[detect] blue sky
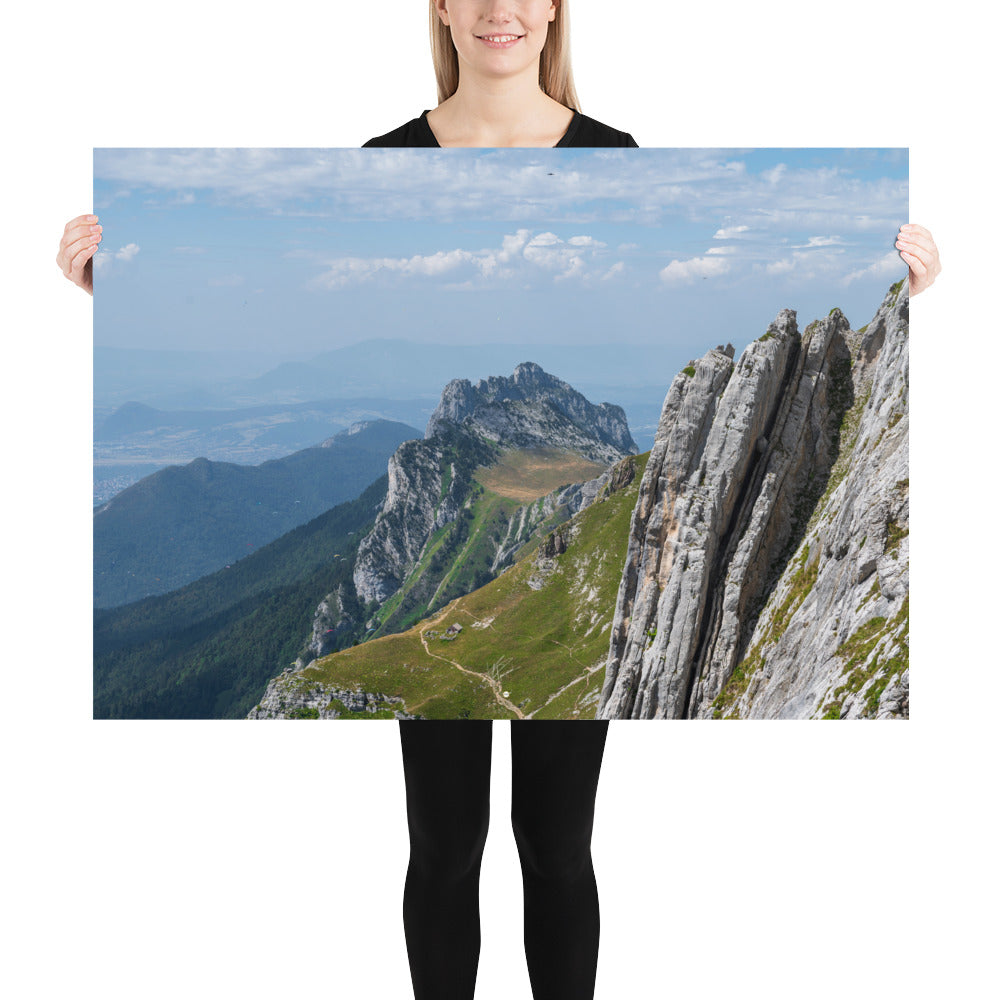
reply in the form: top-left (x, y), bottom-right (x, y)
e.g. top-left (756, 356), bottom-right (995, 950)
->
top-left (93, 147), bottom-right (908, 362)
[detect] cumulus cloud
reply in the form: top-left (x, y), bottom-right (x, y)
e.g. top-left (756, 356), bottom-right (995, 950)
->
top-left (792, 235), bottom-right (848, 248)
top-left (843, 250), bottom-right (905, 286)
top-left (93, 243), bottom-right (140, 273)
top-left (713, 225), bottom-right (749, 239)
top-left (313, 229), bottom-right (607, 289)
top-left (660, 256), bottom-right (730, 284)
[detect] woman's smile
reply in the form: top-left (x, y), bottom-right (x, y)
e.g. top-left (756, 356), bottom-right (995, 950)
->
top-left (475, 32), bottom-right (525, 48)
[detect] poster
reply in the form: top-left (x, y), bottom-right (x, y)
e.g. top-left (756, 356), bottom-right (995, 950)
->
top-left (94, 146), bottom-right (908, 721)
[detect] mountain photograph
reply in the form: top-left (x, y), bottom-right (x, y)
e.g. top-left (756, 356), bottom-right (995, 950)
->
top-left (93, 147), bottom-right (909, 720)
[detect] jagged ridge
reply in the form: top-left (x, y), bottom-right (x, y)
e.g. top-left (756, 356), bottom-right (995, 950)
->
top-left (352, 363), bottom-right (637, 618)
top-left (597, 281), bottom-right (909, 720)
top-left (426, 361), bottom-right (636, 463)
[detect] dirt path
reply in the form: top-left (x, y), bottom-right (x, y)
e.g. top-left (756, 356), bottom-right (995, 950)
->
top-left (417, 609), bottom-right (525, 719)
top-left (526, 643), bottom-right (604, 718)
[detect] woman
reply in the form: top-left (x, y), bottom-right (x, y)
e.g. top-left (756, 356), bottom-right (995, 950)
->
top-left (366, 7), bottom-right (625, 999)
top-left (60, 3), bottom-right (940, 999)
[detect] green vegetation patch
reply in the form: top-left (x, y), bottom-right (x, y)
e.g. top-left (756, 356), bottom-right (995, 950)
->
top-left (712, 640), bottom-right (765, 719)
top-left (830, 595), bottom-right (908, 717)
top-left (855, 575), bottom-right (882, 613)
top-left (769, 544), bottom-right (818, 638)
top-left (885, 518), bottom-right (908, 557)
top-left (712, 544), bottom-right (818, 718)
top-left (286, 706), bottom-right (320, 719)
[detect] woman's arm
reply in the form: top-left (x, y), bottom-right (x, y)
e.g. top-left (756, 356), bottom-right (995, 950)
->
top-left (897, 223), bottom-right (941, 296)
top-left (56, 214), bottom-right (102, 295)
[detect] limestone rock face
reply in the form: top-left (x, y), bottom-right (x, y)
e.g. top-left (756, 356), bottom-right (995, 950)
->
top-left (426, 361), bottom-right (637, 465)
top-left (597, 281), bottom-right (909, 720)
top-left (354, 363), bottom-right (637, 608)
top-left (352, 434), bottom-right (464, 606)
top-left (248, 668), bottom-right (416, 720)
top-left (300, 584), bottom-right (357, 663)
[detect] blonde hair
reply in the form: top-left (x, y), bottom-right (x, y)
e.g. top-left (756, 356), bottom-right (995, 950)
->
top-left (429, 1), bottom-right (580, 110)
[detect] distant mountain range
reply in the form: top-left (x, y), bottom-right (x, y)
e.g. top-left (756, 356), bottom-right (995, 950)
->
top-left (94, 419), bottom-right (419, 608)
top-left (94, 338), bottom-right (679, 453)
top-left (94, 398), bottom-right (433, 469)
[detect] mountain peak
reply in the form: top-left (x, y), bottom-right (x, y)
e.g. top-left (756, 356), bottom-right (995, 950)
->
top-left (425, 362), bottom-right (636, 465)
top-left (512, 360), bottom-right (545, 381)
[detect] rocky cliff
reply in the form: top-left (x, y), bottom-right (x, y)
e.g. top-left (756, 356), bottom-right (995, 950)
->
top-left (597, 281), bottom-right (909, 720)
top-left (353, 363), bottom-right (637, 609)
top-left (426, 361), bottom-right (636, 464)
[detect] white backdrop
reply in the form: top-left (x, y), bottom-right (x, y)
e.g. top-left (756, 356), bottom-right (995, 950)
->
top-left (3, 2), bottom-right (992, 998)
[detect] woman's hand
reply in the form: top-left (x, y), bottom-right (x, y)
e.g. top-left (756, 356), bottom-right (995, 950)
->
top-left (56, 214), bottom-right (102, 295)
top-left (896, 224), bottom-right (940, 296)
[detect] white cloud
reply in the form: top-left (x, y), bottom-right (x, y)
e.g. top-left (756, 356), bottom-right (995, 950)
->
top-left (713, 225), bottom-right (749, 239)
top-left (660, 256), bottom-right (730, 284)
top-left (762, 164), bottom-right (787, 184)
top-left (792, 235), bottom-right (848, 248)
top-left (93, 148), bottom-right (905, 238)
top-left (765, 258), bottom-right (796, 276)
top-left (314, 228), bottom-right (607, 289)
top-left (93, 243), bottom-right (140, 273)
top-left (843, 250), bottom-right (905, 286)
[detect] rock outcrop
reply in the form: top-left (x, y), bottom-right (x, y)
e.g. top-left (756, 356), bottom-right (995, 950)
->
top-left (426, 361), bottom-right (636, 465)
top-left (353, 363), bottom-right (637, 608)
top-left (248, 670), bottom-right (416, 720)
top-left (597, 281), bottom-right (909, 720)
top-left (299, 583), bottom-right (358, 663)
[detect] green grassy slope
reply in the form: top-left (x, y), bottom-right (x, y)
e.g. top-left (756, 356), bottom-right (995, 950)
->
top-left (370, 447), bottom-right (609, 639)
top-left (270, 453), bottom-right (648, 720)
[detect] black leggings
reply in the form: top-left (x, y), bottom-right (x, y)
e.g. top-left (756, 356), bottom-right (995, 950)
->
top-left (398, 719), bottom-right (610, 1000)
